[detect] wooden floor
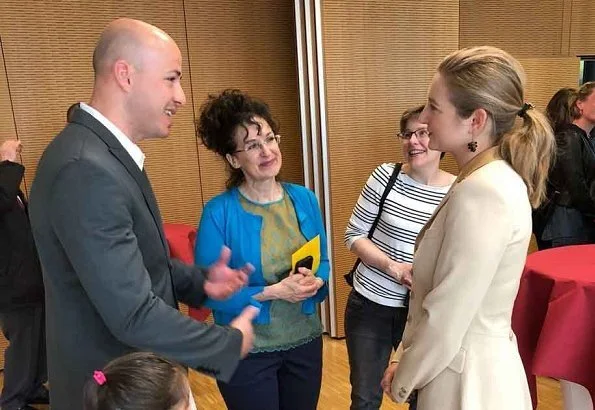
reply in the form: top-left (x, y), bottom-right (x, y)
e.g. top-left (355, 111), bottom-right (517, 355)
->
top-left (1, 336), bottom-right (562, 409)
top-left (189, 336), bottom-right (563, 410)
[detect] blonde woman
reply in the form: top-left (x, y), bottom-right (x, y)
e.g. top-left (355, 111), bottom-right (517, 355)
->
top-left (381, 46), bottom-right (555, 409)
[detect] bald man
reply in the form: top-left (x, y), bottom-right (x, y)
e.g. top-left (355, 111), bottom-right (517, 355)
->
top-left (29, 19), bottom-right (258, 410)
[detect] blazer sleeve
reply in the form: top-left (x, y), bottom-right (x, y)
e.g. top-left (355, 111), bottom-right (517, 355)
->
top-left (303, 189), bottom-right (329, 312)
top-left (169, 258), bottom-right (207, 308)
top-left (391, 178), bottom-right (512, 402)
top-left (0, 161), bottom-right (24, 214)
top-left (49, 159), bottom-right (242, 382)
top-left (195, 201), bottom-right (265, 316)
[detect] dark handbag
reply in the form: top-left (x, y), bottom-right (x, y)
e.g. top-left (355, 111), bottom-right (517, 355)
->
top-left (344, 163), bottom-right (402, 287)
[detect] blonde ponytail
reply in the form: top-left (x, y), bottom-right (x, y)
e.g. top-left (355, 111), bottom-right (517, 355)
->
top-left (438, 46), bottom-right (556, 208)
top-left (499, 108), bottom-right (555, 208)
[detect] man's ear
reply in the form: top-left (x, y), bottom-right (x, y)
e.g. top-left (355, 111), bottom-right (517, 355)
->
top-left (113, 60), bottom-right (134, 92)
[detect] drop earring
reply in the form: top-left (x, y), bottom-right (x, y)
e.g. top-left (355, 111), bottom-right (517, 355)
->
top-left (467, 139), bottom-right (478, 152)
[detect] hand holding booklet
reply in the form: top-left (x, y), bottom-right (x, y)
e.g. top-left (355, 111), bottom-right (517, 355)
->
top-left (291, 235), bottom-right (321, 275)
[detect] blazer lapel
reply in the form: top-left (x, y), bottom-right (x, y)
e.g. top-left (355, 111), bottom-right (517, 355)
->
top-left (71, 109), bottom-right (169, 255)
top-left (415, 146), bottom-right (502, 250)
top-left (415, 187), bottom-right (455, 249)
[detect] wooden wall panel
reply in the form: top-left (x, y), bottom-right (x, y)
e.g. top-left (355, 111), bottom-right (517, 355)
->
top-left (322, 0), bottom-right (459, 337)
top-left (0, 0), bottom-right (203, 225)
top-left (0, 39), bottom-right (17, 144)
top-left (520, 57), bottom-right (580, 111)
top-left (184, 1), bottom-right (302, 203)
top-left (459, 0), bottom-right (565, 57)
top-left (569, 0), bottom-right (595, 56)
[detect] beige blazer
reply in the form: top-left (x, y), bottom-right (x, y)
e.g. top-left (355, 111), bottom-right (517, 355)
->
top-left (391, 147), bottom-right (532, 410)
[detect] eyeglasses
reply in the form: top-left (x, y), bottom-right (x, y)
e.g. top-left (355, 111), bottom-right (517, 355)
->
top-left (234, 134), bottom-right (281, 154)
top-left (397, 128), bottom-right (430, 140)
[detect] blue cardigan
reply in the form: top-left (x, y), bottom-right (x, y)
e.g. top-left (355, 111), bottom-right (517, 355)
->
top-left (195, 183), bottom-right (329, 326)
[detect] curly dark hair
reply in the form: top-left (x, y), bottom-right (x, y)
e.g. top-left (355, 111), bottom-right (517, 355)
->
top-left (196, 89), bottom-right (279, 189)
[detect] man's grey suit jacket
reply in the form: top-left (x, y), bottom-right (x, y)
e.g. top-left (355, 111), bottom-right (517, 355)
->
top-left (29, 108), bottom-right (242, 410)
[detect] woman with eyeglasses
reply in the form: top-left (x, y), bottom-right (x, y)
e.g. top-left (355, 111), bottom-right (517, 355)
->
top-left (344, 105), bottom-right (455, 410)
top-left (194, 89), bottom-right (328, 410)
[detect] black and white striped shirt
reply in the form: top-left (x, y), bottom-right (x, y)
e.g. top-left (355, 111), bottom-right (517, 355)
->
top-left (345, 163), bottom-right (452, 307)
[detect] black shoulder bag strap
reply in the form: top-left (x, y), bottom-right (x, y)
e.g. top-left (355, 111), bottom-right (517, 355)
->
top-left (344, 163), bottom-right (402, 287)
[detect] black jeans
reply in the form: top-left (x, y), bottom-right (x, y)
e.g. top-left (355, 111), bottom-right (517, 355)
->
top-left (217, 336), bottom-right (322, 410)
top-left (345, 290), bottom-right (415, 410)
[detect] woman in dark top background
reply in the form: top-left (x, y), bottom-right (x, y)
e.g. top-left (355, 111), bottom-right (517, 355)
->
top-left (535, 82), bottom-right (595, 248)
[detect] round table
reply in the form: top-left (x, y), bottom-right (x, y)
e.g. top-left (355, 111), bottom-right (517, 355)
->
top-left (512, 245), bottom-right (595, 409)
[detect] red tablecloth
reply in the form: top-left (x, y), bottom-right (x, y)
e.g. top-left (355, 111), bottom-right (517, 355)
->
top-left (512, 245), bottom-right (595, 409)
top-left (163, 223), bottom-right (210, 322)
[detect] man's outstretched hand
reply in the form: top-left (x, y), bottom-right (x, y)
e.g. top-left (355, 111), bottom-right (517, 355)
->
top-left (204, 247), bottom-right (253, 300)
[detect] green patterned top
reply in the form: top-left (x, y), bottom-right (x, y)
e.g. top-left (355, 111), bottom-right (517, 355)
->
top-left (239, 189), bottom-right (323, 352)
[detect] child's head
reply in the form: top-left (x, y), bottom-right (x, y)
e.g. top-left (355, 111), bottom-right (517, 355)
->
top-left (83, 352), bottom-right (196, 410)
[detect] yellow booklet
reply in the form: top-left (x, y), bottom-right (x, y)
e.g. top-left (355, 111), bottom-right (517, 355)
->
top-left (291, 235), bottom-right (321, 275)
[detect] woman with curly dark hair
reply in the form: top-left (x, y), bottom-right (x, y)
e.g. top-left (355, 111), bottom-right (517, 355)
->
top-left (195, 89), bottom-right (328, 410)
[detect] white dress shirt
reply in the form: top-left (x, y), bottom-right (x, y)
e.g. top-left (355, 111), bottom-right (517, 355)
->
top-left (79, 102), bottom-right (145, 170)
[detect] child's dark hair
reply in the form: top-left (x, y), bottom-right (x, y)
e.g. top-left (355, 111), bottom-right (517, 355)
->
top-left (83, 352), bottom-right (189, 410)
top-left (196, 89), bottom-right (279, 189)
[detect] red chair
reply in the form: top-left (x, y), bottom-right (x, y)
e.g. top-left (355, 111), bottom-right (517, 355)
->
top-left (163, 223), bottom-right (211, 322)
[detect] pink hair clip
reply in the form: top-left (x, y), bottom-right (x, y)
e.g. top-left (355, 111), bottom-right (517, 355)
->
top-left (93, 370), bottom-right (107, 386)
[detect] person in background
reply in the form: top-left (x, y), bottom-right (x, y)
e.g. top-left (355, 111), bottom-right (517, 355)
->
top-left (532, 87), bottom-right (575, 243)
top-left (83, 351), bottom-right (196, 410)
top-left (545, 87), bottom-right (576, 133)
top-left (382, 46), bottom-right (555, 409)
top-left (343, 105), bottom-right (455, 410)
top-left (28, 19), bottom-right (257, 410)
top-left (0, 139), bottom-right (49, 410)
top-left (536, 82), bottom-right (595, 249)
top-left (195, 89), bottom-right (328, 410)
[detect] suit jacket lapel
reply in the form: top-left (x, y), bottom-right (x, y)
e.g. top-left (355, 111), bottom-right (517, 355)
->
top-left (415, 187), bottom-right (454, 249)
top-left (71, 109), bottom-right (169, 255)
top-left (415, 146), bottom-right (501, 250)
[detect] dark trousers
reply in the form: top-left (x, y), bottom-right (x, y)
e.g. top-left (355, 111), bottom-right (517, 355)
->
top-left (217, 336), bottom-right (322, 410)
top-left (345, 290), bottom-right (414, 410)
top-left (0, 305), bottom-right (47, 410)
